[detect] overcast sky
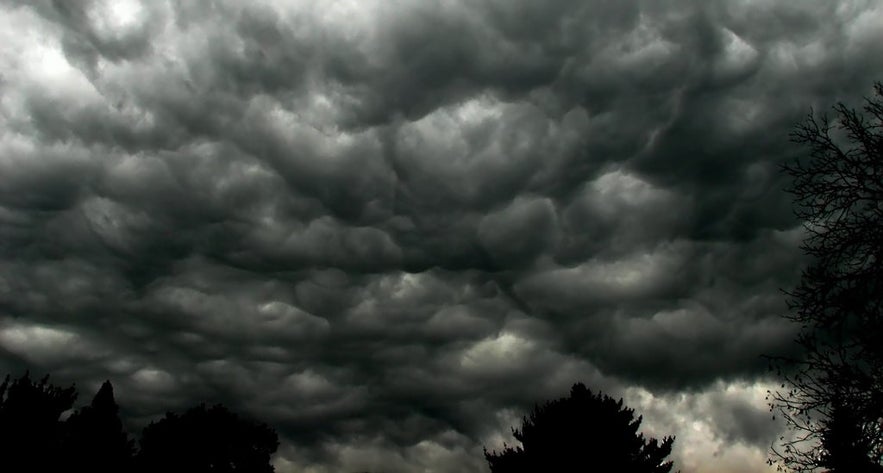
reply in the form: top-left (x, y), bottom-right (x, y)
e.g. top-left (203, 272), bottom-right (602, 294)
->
top-left (1, 0), bottom-right (882, 472)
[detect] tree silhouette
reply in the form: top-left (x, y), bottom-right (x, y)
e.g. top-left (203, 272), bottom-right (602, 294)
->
top-left (0, 372), bottom-right (77, 470)
top-left (62, 380), bottom-right (136, 472)
top-left (0, 372), bottom-right (281, 472)
top-left (136, 403), bottom-right (279, 473)
top-left (484, 383), bottom-right (676, 473)
top-left (817, 401), bottom-right (883, 473)
top-left (769, 82), bottom-right (883, 471)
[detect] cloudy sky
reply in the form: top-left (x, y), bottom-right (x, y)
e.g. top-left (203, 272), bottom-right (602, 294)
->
top-left (1, 0), bottom-right (882, 471)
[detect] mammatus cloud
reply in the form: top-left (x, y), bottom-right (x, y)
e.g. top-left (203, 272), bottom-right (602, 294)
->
top-left (1, 0), bottom-right (882, 471)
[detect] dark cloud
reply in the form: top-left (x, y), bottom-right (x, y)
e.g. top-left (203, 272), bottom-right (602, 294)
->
top-left (1, 0), bottom-right (882, 471)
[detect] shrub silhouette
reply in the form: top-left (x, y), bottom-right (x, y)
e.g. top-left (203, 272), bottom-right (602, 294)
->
top-left (62, 380), bottom-right (136, 472)
top-left (137, 403), bottom-right (279, 473)
top-left (0, 372), bottom-right (77, 470)
top-left (485, 383), bottom-right (676, 473)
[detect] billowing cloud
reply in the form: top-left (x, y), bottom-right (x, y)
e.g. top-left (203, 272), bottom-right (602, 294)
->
top-left (1, 0), bottom-right (882, 471)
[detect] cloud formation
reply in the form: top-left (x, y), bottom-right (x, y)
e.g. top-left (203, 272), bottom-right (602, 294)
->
top-left (1, 0), bottom-right (882, 471)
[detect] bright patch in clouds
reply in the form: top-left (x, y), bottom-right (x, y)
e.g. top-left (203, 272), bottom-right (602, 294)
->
top-left (91, 0), bottom-right (146, 33)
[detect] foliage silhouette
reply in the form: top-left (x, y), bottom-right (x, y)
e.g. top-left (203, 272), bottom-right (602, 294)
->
top-left (0, 372), bottom-right (77, 470)
top-left (62, 380), bottom-right (136, 473)
top-left (768, 82), bottom-right (883, 471)
top-left (484, 383), bottom-right (676, 473)
top-left (817, 401), bottom-right (883, 473)
top-left (137, 403), bottom-right (279, 473)
top-left (0, 371), bottom-right (280, 473)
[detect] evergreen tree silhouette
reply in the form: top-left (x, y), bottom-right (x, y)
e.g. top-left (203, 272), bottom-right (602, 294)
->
top-left (62, 380), bottom-right (136, 472)
top-left (484, 383), bottom-right (676, 473)
top-left (0, 372), bottom-right (77, 471)
top-left (136, 403), bottom-right (279, 473)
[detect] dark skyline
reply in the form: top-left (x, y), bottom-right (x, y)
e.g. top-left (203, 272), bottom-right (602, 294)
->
top-left (1, 1), bottom-right (882, 472)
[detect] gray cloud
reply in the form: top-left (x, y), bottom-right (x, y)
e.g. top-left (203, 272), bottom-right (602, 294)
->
top-left (1, 0), bottom-right (882, 471)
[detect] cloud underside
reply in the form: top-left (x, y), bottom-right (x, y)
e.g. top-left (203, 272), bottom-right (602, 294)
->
top-left (1, 0), bottom-right (881, 471)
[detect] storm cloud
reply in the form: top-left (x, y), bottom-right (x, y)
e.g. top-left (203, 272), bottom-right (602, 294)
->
top-left (1, 0), bottom-right (882, 471)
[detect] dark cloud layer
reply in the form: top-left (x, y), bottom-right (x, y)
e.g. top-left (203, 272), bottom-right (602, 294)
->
top-left (1, 0), bottom-right (882, 471)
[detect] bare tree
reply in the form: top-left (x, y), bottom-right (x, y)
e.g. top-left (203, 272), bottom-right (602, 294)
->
top-left (768, 82), bottom-right (883, 472)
